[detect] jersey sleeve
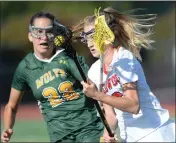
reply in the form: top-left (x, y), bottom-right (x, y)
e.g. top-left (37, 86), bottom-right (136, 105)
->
top-left (11, 62), bottom-right (28, 91)
top-left (88, 66), bottom-right (95, 82)
top-left (88, 65), bottom-right (99, 90)
top-left (67, 56), bottom-right (89, 82)
top-left (114, 50), bottom-right (138, 85)
top-left (88, 60), bottom-right (99, 85)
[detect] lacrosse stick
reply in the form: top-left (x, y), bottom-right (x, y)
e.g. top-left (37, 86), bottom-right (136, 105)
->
top-left (52, 19), bottom-right (114, 137)
top-left (93, 7), bottom-right (116, 137)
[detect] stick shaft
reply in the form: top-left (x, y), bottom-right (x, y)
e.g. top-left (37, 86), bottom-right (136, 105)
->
top-left (73, 56), bottom-right (114, 137)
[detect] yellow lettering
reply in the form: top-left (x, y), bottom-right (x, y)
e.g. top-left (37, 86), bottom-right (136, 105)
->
top-left (58, 81), bottom-right (79, 101)
top-left (48, 71), bottom-right (55, 81)
top-left (53, 69), bottom-right (60, 77)
top-left (59, 60), bottom-right (63, 64)
top-left (59, 60), bottom-right (67, 65)
top-left (59, 69), bottom-right (66, 77)
top-left (42, 87), bottom-right (63, 107)
top-left (44, 73), bottom-right (50, 84)
top-left (42, 81), bottom-right (80, 108)
top-left (36, 76), bottom-right (44, 89)
top-left (36, 69), bottom-right (66, 89)
top-left (53, 68), bottom-right (66, 77)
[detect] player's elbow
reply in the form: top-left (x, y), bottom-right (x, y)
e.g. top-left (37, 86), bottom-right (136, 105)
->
top-left (5, 103), bottom-right (18, 114)
top-left (126, 99), bottom-right (140, 114)
top-left (131, 101), bottom-right (140, 115)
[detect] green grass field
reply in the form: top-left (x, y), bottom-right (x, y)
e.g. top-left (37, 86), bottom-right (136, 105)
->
top-left (1, 120), bottom-right (50, 142)
top-left (1, 116), bottom-right (175, 142)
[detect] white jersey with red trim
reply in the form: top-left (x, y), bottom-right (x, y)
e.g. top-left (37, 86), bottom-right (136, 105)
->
top-left (88, 46), bottom-right (175, 142)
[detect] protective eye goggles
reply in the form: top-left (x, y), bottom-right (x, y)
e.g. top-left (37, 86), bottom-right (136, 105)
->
top-left (80, 29), bottom-right (95, 44)
top-left (29, 25), bottom-right (54, 39)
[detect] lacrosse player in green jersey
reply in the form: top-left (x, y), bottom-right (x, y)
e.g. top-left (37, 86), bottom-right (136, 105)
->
top-left (1, 11), bottom-right (104, 143)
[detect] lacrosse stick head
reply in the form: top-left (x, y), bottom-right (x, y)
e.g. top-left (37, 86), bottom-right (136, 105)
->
top-left (52, 19), bottom-right (72, 47)
top-left (93, 7), bottom-right (115, 53)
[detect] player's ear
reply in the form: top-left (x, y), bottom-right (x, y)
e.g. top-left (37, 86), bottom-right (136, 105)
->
top-left (28, 32), bottom-right (33, 42)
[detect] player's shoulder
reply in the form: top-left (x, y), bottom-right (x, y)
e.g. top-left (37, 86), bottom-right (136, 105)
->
top-left (89, 59), bottom-right (100, 71)
top-left (118, 46), bottom-right (135, 60)
top-left (24, 52), bottom-right (34, 60)
top-left (17, 53), bottom-right (33, 68)
top-left (17, 52), bottom-right (41, 70)
top-left (14, 53), bottom-right (33, 74)
top-left (88, 59), bottom-right (100, 82)
top-left (55, 51), bottom-right (74, 63)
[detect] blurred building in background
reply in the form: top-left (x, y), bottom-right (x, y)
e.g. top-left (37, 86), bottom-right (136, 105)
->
top-left (0, 1), bottom-right (175, 105)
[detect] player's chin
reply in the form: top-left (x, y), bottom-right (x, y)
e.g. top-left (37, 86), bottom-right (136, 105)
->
top-left (40, 48), bottom-right (49, 52)
top-left (92, 52), bottom-right (100, 58)
top-left (40, 46), bottom-right (52, 51)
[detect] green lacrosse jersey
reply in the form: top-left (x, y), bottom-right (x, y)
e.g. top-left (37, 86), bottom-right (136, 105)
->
top-left (12, 50), bottom-right (99, 142)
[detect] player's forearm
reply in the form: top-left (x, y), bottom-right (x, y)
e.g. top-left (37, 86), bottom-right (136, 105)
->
top-left (3, 104), bottom-right (17, 130)
top-left (105, 114), bottom-right (118, 131)
top-left (95, 92), bottom-right (139, 114)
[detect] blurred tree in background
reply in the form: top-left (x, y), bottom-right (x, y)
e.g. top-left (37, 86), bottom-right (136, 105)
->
top-left (0, 1), bottom-right (175, 103)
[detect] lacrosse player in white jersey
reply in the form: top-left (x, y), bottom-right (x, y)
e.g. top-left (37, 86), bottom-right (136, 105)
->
top-left (72, 7), bottom-right (175, 142)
